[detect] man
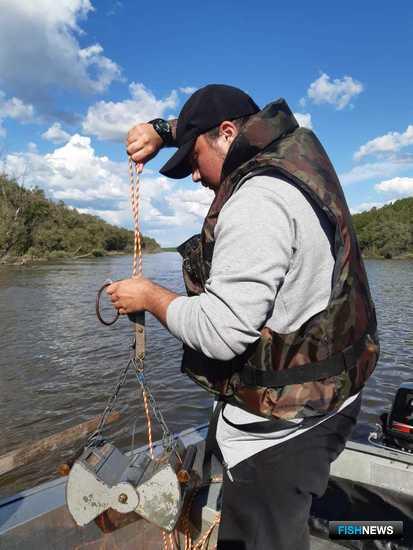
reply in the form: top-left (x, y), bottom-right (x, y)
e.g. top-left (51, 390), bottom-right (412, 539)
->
top-left (107, 85), bottom-right (379, 549)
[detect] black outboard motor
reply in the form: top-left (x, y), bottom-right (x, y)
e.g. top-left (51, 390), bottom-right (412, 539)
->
top-left (380, 382), bottom-right (413, 452)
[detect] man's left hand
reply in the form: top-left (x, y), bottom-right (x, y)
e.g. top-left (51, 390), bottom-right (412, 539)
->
top-left (106, 276), bottom-right (150, 315)
top-left (106, 276), bottom-right (179, 328)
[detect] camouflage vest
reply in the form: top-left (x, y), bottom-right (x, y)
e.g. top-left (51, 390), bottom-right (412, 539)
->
top-left (177, 98), bottom-right (379, 423)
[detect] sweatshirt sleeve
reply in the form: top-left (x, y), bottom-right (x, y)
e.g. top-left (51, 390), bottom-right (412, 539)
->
top-left (166, 177), bottom-right (294, 361)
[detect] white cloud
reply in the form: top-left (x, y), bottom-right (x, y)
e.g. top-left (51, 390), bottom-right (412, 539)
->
top-left (0, 1), bottom-right (122, 113)
top-left (306, 73), bottom-right (363, 110)
top-left (82, 83), bottom-right (178, 141)
top-left (0, 90), bottom-right (35, 138)
top-left (0, 92), bottom-right (35, 121)
top-left (77, 44), bottom-right (121, 93)
top-left (28, 142), bottom-right (38, 153)
top-left (106, 1), bottom-right (123, 16)
top-left (339, 158), bottom-right (413, 185)
top-left (354, 125), bottom-right (413, 161)
top-left (350, 201), bottom-right (393, 214)
top-left (375, 176), bottom-right (413, 196)
top-left (5, 134), bottom-right (132, 203)
top-left (42, 123), bottom-right (71, 144)
top-left (293, 112), bottom-right (313, 129)
top-left (166, 187), bottom-right (214, 222)
top-left (93, 186), bottom-right (214, 230)
top-left (179, 87), bottom-right (197, 95)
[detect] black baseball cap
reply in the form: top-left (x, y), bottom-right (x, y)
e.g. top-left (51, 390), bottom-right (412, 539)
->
top-left (160, 84), bottom-right (260, 179)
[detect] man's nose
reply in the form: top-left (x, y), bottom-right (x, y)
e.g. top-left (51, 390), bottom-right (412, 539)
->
top-left (192, 168), bottom-right (201, 183)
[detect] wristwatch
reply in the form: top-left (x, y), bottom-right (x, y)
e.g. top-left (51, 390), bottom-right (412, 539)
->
top-left (148, 118), bottom-right (174, 147)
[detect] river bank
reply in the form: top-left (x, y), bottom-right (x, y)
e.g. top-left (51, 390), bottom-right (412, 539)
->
top-left (363, 252), bottom-right (413, 260)
top-left (0, 247), bottom-right (175, 266)
top-left (2, 248), bottom-right (410, 266)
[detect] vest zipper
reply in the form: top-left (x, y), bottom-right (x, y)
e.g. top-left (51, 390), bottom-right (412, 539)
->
top-left (223, 461), bottom-right (234, 482)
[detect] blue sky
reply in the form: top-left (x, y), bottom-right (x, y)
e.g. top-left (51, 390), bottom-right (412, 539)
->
top-left (0, 1), bottom-right (412, 246)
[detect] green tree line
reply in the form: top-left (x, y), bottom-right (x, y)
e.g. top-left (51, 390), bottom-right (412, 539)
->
top-left (352, 197), bottom-right (413, 259)
top-left (1, 173), bottom-right (412, 262)
top-left (0, 174), bottom-right (160, 262)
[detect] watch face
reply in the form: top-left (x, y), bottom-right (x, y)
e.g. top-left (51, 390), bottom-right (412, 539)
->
top-left (158, 120), bottom-right (169, 133)
top-left (152, 119), bottom-right (172, 144)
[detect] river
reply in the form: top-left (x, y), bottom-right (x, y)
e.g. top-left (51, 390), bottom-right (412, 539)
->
top-left (0, 254), bottom-right (412, 497)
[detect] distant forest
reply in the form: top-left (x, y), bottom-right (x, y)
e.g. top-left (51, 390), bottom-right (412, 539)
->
top-left (352, 197), bottom-right (413, 259)
top-left (1, 173), bottom-right (412, 263)
top-left (0, 174), bottom-right (160, 263)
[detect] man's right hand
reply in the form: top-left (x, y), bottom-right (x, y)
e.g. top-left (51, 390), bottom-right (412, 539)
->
top-left (126, 123), bottom-right (163, 166)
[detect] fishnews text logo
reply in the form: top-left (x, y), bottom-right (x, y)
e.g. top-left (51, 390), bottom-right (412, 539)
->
top-left (329, 521), bottom-right (403, 540)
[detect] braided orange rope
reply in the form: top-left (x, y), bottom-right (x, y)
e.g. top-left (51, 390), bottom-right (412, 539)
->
top-left (182, 477), bottom-right (222, 550)
top-left (162, 530), bottom-right (171, 549)
top-left (128, 157), bottom-right (143, 277)
top-left (194, 515), bottom-right (220, 550)
top-left (142, 390), bottom-right (154, 460)
top-left (128, 157), bottom-right (154, 460)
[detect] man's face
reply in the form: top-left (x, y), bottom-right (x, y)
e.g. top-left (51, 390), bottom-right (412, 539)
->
top-left (189, 122), bottom-right (237, 193)
top-left (189, 134), bottom-right (225, 192)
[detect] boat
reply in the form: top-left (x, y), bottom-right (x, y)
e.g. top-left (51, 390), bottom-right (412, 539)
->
top-left (1, 386), bottom-right (413, 550)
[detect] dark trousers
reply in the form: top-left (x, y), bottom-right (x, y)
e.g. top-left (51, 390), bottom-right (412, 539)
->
top-left (217, 395), bottom-right (361, 550)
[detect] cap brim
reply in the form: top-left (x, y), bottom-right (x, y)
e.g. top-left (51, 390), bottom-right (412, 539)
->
top-left (159, 139), bottom-right (195, 179)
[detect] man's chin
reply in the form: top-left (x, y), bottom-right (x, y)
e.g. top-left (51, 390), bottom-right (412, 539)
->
top-left (201, 181), bottom-right (217, 192)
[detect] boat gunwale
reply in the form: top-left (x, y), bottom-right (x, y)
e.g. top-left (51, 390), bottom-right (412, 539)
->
top-left (1, 423), bottom-right (413, 538)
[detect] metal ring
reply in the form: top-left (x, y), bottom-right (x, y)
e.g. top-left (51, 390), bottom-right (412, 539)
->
top-left (96, 282), bottom-right (120, 326)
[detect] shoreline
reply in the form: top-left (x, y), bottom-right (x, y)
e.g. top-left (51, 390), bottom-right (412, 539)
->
top-left (362, 253), bottom-right (413, 261)
top-left (1, 249), bottom-right (411, 267)
top-left (0, 248), bottom-right (171, 266)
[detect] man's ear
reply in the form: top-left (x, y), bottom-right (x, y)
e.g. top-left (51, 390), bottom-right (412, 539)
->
top-left (219, 120), bottom-right (238, 142)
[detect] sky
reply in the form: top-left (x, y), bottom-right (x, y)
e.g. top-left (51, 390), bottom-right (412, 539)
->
top-left (0, 1), bottom-right (412, 247)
